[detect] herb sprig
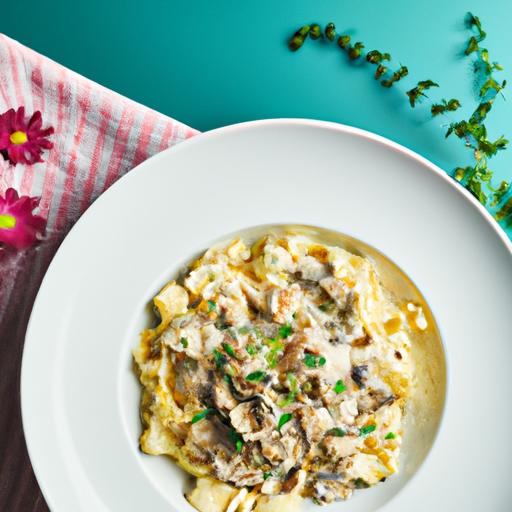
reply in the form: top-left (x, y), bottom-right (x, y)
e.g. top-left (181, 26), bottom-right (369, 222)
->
top-left (446, 14), bottom-right (509, 210)
top-left (287, 14), bottom-right (511, 224)
top-left (278, 372), bottom-right (299, 407)
top-left (191, 408), bottom-right (215, 424)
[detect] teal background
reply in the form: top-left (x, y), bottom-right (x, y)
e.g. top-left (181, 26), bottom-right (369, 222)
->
top-left (2, 1), bottom-right (511, 237)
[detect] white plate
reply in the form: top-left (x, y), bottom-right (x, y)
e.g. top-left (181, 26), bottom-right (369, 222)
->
top-left (22, 120), bottom-right (512, 511)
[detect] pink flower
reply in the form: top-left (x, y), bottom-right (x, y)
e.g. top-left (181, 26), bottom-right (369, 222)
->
top-left (0, 188), bottom-right (46, 250)
top-left (0, 107), bottom-right (54, 165)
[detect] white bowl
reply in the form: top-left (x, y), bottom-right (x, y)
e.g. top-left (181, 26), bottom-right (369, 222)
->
top-left (22, 120), bottom-right (512, 511)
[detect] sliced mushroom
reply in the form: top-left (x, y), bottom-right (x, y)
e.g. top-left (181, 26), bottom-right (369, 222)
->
top-left (357, 389), bottom-right (395, 414)
top-left (229, 397), bottom-right (276, 442)
top-left (296, 406), bottom-right (335, 443)
top-left (212, 377), bottom-right (238, 412)
top-left (351, 364), bottom-right (369, 389)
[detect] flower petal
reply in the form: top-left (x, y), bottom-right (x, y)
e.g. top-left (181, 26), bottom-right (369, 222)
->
top-left (5, 188), bottom-right (19, 203)
top-left (28, 111), bottom-right (43, 131)
top-left (14, 106), bottom-right (26, 131)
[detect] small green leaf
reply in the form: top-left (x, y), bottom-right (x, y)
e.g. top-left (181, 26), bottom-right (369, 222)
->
top-left (337, 34), bottom-right (351, 49)
top-left (222, 342), bottom-right (236, 358)
top-left (480, 77), bottom-right (505, 98)
top-left (491, 181), bottom-right (510, 207)
top-left (191, 409), bottom-right (215, 424)
top-left (304, 354), bottom-right (317, 367)
top-left (374, 64), bottom-right (387, 79)
top-left (278, 373), bottom-right (299, 407)
top-left (397, 66), bottom-right (408, 78)
top-left (467, 12), bottom-right (482, 31)
top-left (432, 98), bottom-right (461, 117)
top-left (265, 351), bottom-right (280, 369)
top-left (0, 214), bottom-right (16, 229)
top-left (359, 424), bottom-right (377, 436)
top-left (238, 326), bottom-right (251, 335)
top-left (334, 379), bottom-right (346, 394)
top-left (366, 50), bottom-right (383, 64)
top-left (223, 374), bottom-right (232, 384)
top-left (278, 324), bottom-right (293, 338)
top-left (288, 25), bottom-right (310, 51)
top-left (385, 432), bottom-right (396, 440)
top-left (354, 478), bottom-right (370, 489)
top-left (318, 301), bottom-right (334, 312)
top-left (431, 103), bottom-right (446, 117)
top-left (417, 80), bottom-right (439, 89)
top-left (454, 167), bottom-right (468, 182)
top-left (278, 394), bottom-right (295, 408)
top-left (212, 349), bottom-right (227, 368)
top-left (277, 413), bottom-right (293, 431)
top-left (468, 176), bottom-right (488, 204)
top-left (326, 427), bottom-right (346, 437)
top-left (264, 337), bottom-right (285, 368)
top-left (246, 371), bottom-right (266, 382)
top-left (207, 300), bottom-right (217, 312)
top-left (228, 428), bottom-right (244, 452)
top-left (465, 36), bottom-right (479, 55)
top-left (309, 24), bottom-right (321, 40)
top-left (287, 372), bottom-right (298, 392)
top-left (447, 98), bottom-right (461, 111)
top-left (406, 87), bottom-right (422, 107)
top-left (224, 364), bottom-right (235, 377)
top-left (263, 471), bottom-right (273, 480)
top-left (304, 353), bottom-right (326, 368)
top-left (496, 197), bottom-right (512, 221)
top-left (265, 338), bottom-right (285, 350)
top-left (348, 41), bottom-right (365, 60)
top-left (180, 337), bottom-right (189, 348)
top-left (325, 22), bottom-right (336, 42)
top-left (246, 344), bottom-right (257, 356)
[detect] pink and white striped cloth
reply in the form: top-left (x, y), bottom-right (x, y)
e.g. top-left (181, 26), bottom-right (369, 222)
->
top-left (0, 34), bottom-right (198, 337)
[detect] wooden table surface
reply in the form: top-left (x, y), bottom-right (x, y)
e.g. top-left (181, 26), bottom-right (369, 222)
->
top-left (1, 251), bottom-right (50, 512)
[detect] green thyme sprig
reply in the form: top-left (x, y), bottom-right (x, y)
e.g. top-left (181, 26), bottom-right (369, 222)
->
top-left (288, 23), bottom-right (413, 89)
top-left (446, 13), bottom-right (509, 208)
top-left (287, 15), bottom-right (511, 223)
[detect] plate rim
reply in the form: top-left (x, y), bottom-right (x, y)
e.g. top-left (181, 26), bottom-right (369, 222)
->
top-left (20, 118), bottom-right (512, 511)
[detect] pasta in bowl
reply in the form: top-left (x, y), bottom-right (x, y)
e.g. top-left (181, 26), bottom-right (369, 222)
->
top-left (133, 230), bottom-right (439, 512)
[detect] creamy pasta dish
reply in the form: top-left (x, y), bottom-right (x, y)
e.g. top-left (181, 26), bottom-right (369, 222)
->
top-left (133, 234), bottom-right (427, 511)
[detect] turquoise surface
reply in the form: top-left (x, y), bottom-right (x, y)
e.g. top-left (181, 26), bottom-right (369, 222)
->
top-left (2, 1), bottom-right (511, 237)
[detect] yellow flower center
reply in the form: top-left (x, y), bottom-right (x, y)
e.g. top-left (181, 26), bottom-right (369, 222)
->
top-left (9, 130), bottom-right (28, 145)
top-left (0, 214), bottom-right (16, 229)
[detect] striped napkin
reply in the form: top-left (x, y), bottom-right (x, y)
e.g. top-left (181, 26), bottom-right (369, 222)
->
top-left (0, 34), bottom-right (198, 326)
